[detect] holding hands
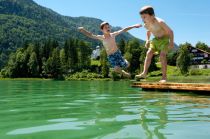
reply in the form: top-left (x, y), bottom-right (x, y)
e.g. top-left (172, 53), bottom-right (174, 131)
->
top-left (78, 27), bottom-right (85, 32)
top-left (168, 43), bottom-right (174, 50)
top-left (132, 24), bottom-right (142, 28)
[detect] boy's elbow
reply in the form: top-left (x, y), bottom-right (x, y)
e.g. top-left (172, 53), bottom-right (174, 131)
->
top-left (169, 29), bottom-right (173, 35)
top-left (122, 29), bottom-right (127, 32)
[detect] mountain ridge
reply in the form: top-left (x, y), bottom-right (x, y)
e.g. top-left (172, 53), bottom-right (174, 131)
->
top-left (0, 0), bottom-right (143, 51)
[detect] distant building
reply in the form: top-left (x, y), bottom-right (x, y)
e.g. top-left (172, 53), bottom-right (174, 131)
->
top-left (91, 46), bottom-right (101, 60)
top-left (188, 46), bottom-right (210, 69)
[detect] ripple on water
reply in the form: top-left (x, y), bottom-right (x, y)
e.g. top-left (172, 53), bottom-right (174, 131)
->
top-left (115, 114), bottom-right (140, 122)
top-left (96, 124), bottom-right (145, 139)
top-left (121, 105), bottom-right (142, 113)
top-left (48, 118), bottom-right (78, 122)
top-left (7, 119), bottom-right (95, 135)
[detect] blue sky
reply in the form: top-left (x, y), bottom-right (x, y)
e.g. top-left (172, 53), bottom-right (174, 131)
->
top-left (33, 0), bottom-right (210, 46)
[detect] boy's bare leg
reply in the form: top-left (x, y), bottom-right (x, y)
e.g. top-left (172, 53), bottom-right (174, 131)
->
top-left (159, 51), bottom-right (167, 82)
top-left (136, 49), bottom-right (154, 78)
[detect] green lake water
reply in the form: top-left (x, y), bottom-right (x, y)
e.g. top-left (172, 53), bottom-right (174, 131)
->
top-left (0, 80), bottom-right (210, 139)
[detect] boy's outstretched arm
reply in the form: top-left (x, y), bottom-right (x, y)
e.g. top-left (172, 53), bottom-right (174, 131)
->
top-left (78, 27), bottom-right (100, 40)
top-left (160, 22), bottom-right (174, 49)
top-left (122, 24), bottom-right (142, 32)
top-left (113, 24), bottom-right (142, 36)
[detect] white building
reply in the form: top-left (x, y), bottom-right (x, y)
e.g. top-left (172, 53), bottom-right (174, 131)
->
top-left (91, 46), bottom-right (101, 60)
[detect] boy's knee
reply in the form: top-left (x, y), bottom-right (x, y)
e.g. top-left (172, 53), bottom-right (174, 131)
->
top-left (160, 52), bottom-right (166, 59)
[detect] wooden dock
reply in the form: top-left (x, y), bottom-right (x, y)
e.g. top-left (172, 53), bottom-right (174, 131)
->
top-left (131, 82), bottom-right (210, 92)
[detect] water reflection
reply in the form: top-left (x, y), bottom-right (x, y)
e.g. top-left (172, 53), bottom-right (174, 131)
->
top-left (138, 91), bottom-right (210, 139)
top-left (138, 92), bottom-right (168, 139)
top-left (171, 94), bottom-right (210, 105)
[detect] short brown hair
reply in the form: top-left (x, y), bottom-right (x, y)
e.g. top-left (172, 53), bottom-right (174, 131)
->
top-left (100, 22), bottom-right (109, 30)
top-left (140, 6), bottom-right (155, 16)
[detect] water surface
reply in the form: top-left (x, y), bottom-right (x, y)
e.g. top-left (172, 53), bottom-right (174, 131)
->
top-left (0, 80), bottom-right (210, 139)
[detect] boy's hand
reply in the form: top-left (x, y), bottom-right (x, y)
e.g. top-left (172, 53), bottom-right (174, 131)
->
top-left (169, 43), bottom-right (174, 49)
top-left (78, 27), bottom-right (84, 32)
top-left (133, 24), bottom-right (142, 28)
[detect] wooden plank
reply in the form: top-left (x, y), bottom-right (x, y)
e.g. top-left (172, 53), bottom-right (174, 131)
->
top-left (131, 82), bottom-right (210, 92)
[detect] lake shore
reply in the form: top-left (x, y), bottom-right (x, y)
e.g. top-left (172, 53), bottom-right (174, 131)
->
top-left (0, 75), bottom-right (210, 83)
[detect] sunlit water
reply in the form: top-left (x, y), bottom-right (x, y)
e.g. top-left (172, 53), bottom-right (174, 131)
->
top-left (0, 80), bottom-right (210, 139)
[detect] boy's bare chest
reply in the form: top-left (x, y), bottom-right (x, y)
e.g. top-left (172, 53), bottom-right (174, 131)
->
top-left (145, 22), bottom-right (162, 33)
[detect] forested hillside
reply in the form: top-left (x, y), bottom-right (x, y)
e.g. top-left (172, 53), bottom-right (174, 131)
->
top-left (0, 0), bottom-right (142, 52)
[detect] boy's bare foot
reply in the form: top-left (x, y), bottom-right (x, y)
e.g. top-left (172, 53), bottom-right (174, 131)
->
top-left (122, 70), bottom-right (131, 78)
top-left (159, 79), bottom-right (166, 83)
top-left (135, 73), bottom-right (146, 79)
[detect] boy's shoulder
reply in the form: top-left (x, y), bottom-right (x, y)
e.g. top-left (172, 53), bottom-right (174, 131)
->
top-left (94, 34), bottom-right (104, 40)
top-left (97, 34), bottom-right (104, 37)
top-left (156, 17), bottom-right (165, 23)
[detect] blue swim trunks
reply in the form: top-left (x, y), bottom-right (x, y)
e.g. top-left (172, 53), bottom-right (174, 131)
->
top-left (107, 50), bottom-right (128, 68)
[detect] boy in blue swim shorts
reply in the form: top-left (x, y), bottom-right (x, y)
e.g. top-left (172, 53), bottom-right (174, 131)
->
top-left (78, 22), bottom-right (141, 78)
top-left (107, 50), bottom-right (128, 68)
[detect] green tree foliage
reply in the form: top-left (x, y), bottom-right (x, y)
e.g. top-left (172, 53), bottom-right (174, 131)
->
top-left (125, 39), bottom-right (142, 73)
top-left (28, 52), bottom-right (39, 77)
top-left (167, 51), bottom-right (178, 66)
top-left (176, 43), bottom-right (193, 75)
top-left (77, 40), bottom-right (92, 69)
top-left (0, 0), bottom-right (141, 53)
top-left (100, 49), bottom-right (109, 78)
top-left (14, 48), bottom-right (28, 77)
top-left (59, 48), bottom-right (67, 73)
top-left (64, 38), bottom-right (78, 72)
top-left (118, 39), bottom-right (126, 55)
top-left (2, 48), bottom-right (27, 77)
top-left (42, 48), bottom-right (61, 78)
top-left (1, 38), bottom-right (93, 79)
top-left (139, 47), bottom-right (147, 72)
top-left (0, 52), bottom-right (8, 69)
top-left (195, 41), bottom-right (210, 52)
top-left (1, 53), bottom-right (16, 77)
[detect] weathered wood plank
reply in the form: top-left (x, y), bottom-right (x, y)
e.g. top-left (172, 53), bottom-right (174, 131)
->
top-left (131, 82), bottom-right (210, 92)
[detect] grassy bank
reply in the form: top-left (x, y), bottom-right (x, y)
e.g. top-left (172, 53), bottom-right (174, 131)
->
top-left (144, 64), bottom-right (210, 83)
top-left (1, 64), bottom-right (209, 83)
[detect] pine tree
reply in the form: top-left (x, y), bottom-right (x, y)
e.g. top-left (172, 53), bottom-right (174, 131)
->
top-left (177, 43), bottom-right (192, 75)
top-left (78, 40), bottom-right (92, 69)
top-left (28, 52), bottom-right (39, 77)
top-left (118, 39), bottom-right (126, 55)
top-left (100, 49), bottom-right (109, 77)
